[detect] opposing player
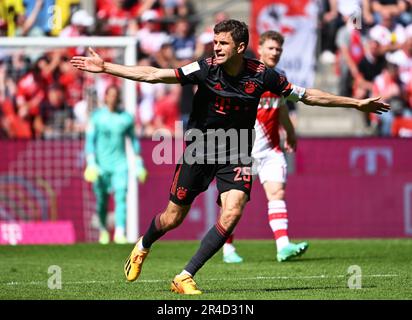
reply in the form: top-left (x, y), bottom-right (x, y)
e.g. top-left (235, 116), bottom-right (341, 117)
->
top-left (223, 31), bottom-right (308, 264)
top-left (84, 85), bottom-right (147, 244)
top-left (71, 20), bottom-right (389, 294)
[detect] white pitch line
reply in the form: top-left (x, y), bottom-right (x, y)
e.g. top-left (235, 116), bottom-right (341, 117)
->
top-left (2, 274), bottom-right (399, 287)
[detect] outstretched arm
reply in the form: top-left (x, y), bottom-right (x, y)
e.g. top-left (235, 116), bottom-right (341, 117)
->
top-left (301, 88), bottom-right (390, 114)
top-left (70, 47), bottom-right (179, 84)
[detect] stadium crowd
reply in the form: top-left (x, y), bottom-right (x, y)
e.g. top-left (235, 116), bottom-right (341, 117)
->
top-left (1, 0), bottom-right (412, 139)
top-left (319, 0), bottom-right (412, 137)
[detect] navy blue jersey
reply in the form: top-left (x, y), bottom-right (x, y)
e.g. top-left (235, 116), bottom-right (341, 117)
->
top-left (174, 56), bottom-right (294, 161)
top-left (175, 56), bottom-right (293, 131)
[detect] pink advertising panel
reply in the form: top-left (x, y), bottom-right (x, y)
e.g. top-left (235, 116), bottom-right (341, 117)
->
top-left (0, 221), bottom-right (75, 245)
top-left (140, 138), bottom-right (412, 239)
top-left (1, 138), bottom-right (411, 242)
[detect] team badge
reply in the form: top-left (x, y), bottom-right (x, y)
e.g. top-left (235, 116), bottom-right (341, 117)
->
top-left (176, 187), bottom-right (188, 200)
top-left (244, 81), bottom-right (257, 94)
top-left (214, 83), bottom-right (223, 91)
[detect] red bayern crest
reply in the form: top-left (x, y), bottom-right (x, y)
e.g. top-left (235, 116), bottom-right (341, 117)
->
top-left (176, 187), bottom-right (188, 200)
top-left (244, 81), bottom-right (257, 94)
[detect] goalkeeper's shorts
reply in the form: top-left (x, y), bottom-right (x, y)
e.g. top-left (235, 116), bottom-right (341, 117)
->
top-left (94, 169), bottom-right (128, 193)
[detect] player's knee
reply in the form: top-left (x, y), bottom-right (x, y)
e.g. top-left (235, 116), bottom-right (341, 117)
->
top-left (221, 206), bottom-right (243, 230)
top-left (161, 203), bottom-right (189, 230)
top-left (162, 214), bottom-right (184, 231)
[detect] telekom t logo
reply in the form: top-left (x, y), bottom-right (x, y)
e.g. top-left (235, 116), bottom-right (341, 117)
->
top-left (1, 223), bottom-right (22, 245)
top-left (349, 147), bottom-right (393, 175)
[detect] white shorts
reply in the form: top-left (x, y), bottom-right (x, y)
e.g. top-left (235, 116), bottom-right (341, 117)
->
top-left (253, 149), bottom-right (287, 184)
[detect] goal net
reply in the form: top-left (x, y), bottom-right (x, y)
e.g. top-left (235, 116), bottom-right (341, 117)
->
top-left (0, 36), bottom-right (139, 244)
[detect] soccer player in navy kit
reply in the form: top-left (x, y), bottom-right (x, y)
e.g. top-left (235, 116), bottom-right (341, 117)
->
top-left (71, 20), bottom-right (389, 295)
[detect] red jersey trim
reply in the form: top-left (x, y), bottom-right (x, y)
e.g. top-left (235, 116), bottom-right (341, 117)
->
top-left (174, 69), bottom-right (181, 82)
top-left (246, 60), bottom-right (265, 73)
top-left (206, 57), bottom-right (218, 66)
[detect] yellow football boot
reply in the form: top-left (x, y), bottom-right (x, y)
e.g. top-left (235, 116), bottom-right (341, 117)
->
top-left (124, 237), bottom-right (149, 281)
top-left (170, 274), bottom-right (202, 295)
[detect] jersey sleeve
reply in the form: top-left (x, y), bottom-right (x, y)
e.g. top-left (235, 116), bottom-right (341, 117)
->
top-left (174, 59), bottom-right (209, 85)
top-left (264, 68), bottom-right (306, 102)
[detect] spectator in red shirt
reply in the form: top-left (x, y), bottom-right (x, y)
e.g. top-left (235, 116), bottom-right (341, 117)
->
top-left (15, 59), bottom-right (48, 127)
top-left (372, 62), bottom-right (404, 135)
top-left (1, 97), bottom-right (32, 138)
top-left (152, 84), bottom-right (181, 136)
top-left (97, 0), bottom-right (132, 36)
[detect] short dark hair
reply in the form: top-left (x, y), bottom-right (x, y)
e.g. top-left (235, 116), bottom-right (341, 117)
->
top-left (214, 19), bottom-right (249, 49)
top-left (259, 30), bottom-right (284, 46)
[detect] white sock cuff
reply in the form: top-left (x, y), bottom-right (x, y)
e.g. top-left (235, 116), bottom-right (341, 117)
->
top-left (138, 238), bottom-right (149, 251)
top-left (268, 200), bottom-right (286, 211)
top-left (180, 270), bottom-right (193, 277)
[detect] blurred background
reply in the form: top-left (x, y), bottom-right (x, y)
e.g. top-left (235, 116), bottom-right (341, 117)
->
top-left (1, 0), bottom-right (411, 245)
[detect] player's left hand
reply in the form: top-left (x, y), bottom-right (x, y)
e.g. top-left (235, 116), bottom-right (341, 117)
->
top-left (135, 155), bottom-right (148, 183)
top-left (357, 97), bottom-right (391, 114)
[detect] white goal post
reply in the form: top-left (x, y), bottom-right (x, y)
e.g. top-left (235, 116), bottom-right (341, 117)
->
top-left (0, 37), bottom-right (139, 243)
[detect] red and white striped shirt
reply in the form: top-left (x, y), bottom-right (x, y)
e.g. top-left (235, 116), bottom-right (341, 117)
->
top-left (252, 91), bottom-right (283, 157)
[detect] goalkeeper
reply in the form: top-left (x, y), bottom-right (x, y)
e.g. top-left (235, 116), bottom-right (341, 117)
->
top-left (84, 85), bottom-right (147, 244)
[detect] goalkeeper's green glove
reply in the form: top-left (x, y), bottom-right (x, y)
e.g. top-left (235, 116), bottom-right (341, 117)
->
top-left (84, 155), bottom-right (100, 183)
top-left (135, 155), bottom-right (148, 183)
top-left (84, 164), bottom-right (99, 183)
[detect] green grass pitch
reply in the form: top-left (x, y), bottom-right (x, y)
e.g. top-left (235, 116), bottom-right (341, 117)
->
top-left (1, 239), bottom-right (411, 300)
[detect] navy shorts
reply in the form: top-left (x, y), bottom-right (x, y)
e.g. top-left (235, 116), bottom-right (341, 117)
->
top-left (169, 159), bottom-right (252, 206)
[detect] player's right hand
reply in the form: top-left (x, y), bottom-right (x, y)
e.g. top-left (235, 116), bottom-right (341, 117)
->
top-left (70, 47), bottom-right (104, 73)
top-left (84, 164), bottom-right (100, 183)
top-left (357, 96), bottom-right (391, 114)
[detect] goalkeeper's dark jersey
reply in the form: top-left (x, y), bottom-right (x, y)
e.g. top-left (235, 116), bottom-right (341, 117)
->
top-left (174, 56), bottom-right (294, 160)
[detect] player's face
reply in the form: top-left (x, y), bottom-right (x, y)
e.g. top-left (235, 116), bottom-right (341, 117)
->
top-left (258, 39), bottom-right (283, 68)
top-left (213, 32), bottom-right (242, 65)
top-left (105, 87), bottom-right (120, 109)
